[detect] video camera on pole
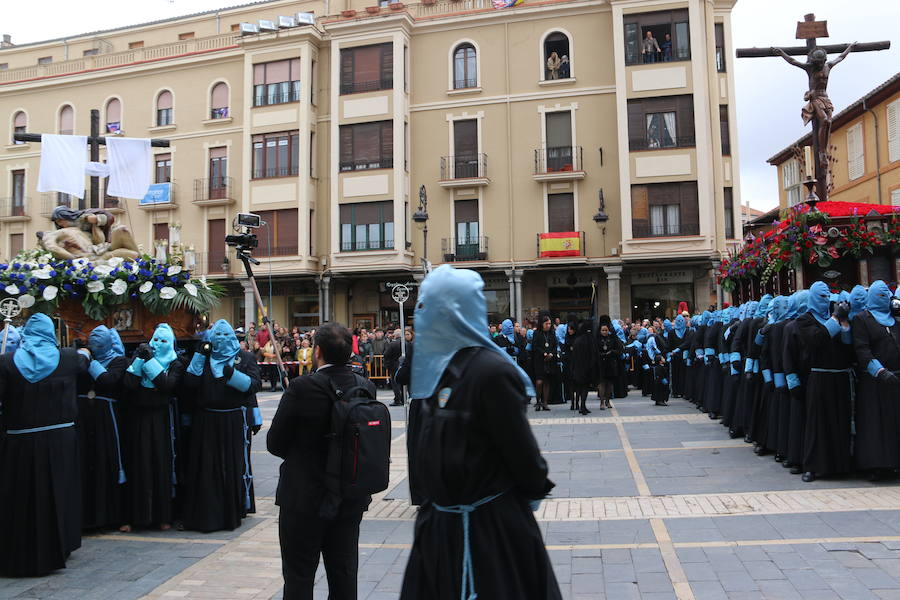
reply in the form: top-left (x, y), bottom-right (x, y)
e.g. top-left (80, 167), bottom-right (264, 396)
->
top-left (225, 213), bottom-right (290, 390)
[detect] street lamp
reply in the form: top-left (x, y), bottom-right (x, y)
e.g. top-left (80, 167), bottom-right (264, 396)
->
top-left (413, 184), bottom-right (429, 267)
top-left (592, 188), bottom-right (609, 224)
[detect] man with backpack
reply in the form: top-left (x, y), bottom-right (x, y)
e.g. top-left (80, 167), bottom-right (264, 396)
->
top-left (267, 322), bottom-right (389, 600)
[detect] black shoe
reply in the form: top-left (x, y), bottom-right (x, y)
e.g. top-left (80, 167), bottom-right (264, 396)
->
top-left (585, 409), bottom-right (591, 414)
top-left (579, 410), bottom-right (587, 415)
top-left (802, 471), bottom-right (816, 483)
top-left (790, 466), bottom-right (802, 475)
top-left (782, 461), bottom-right (792, 468)
top-left (708, 412), bottom-right (717, 420)
top-left (774, 454), bottom-right (785, 463)
top-left (599, 405), bottom-right (605, 410)
top-left (744, 435), bottom-right (753, 444)
top-left (729, 429), bottom-right (740, 439)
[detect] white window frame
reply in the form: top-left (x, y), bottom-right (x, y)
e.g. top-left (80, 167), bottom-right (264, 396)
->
top-left (887, 99), bottom-right (899, 164)
top-left (847, 121), bottom-right (864, 181)
top-left (538, 28), bottom-right (575, 82)
top-left (448, 39), bottom-right (481, 91)
top-left (782, 158), bottom-right (802, 206)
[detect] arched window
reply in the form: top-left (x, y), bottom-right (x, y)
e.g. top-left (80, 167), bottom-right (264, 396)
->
top-left (156, 91), bottom-right (173, 126)
top-left (210, 82), bottom-right (229, 119)
top-left (543, 32), bottom-right (571, 80)
top-left (105, 98), bottom-right (121, 134)
top-left (59, 104), bottom-right (74, 135)
top-left (453, 44), bottom-right (477, 89)
top-left (12, 111), bottom-right (26, 144)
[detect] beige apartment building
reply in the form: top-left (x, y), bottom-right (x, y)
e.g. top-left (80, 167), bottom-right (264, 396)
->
top-left (0, 0), bottom-right (741, 330)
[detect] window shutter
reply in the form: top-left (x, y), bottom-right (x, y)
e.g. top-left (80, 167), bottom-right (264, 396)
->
top-left (454, 199), bottom-right (478, 223)
top-left (211, 83), bottom-right (228, 109)
top-left (13, 111), bottom-right (26, 128)
top-left (339, 126), bottom-right (353, 167)
top-left (59, 105), bottom-right (74, 134)
top-left (340, 50), bottom-right (353, 92)
top-left (157, 91), bottom-right (173, 110)
top-left (547, 193), bottom-right (575, 232)
top-left (381, 43), bottom-right (393, 87)
top-left (380, 121), bottom-right (393, 166)
top-left (887, 100), bottom-right (899, 163)
top-left (847, 123), bottom-right (864, 180)
top-left (891, 187), bottom-right (900, 207)
top-left (277, 208), bottom-right (299, 255)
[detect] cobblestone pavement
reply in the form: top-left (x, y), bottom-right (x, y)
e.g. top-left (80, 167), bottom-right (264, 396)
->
top-left (4, 389), bottom-right (900, 600)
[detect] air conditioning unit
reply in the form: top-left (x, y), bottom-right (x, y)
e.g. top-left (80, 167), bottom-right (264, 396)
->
top-left (277, 15), bottom-right (296, 28)
top-left (258, 20), bottom-right (277, 31)
top-left (295, 12), bottom-right (316, 25)
top-left (239, 22), bottom-right (259, 35)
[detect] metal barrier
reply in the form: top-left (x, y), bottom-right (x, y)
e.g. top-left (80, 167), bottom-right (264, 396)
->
top-left (368, 354), bottom-right (389, 381)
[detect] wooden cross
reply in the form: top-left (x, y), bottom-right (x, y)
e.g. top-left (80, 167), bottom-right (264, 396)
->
top-left (736, 14), bottom-right (889, 203)
top-left (13, 108), bottom-right (170, 210)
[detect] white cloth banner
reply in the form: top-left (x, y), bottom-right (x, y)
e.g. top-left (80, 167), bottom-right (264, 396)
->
top-left (106, 137), bottom-right (152, 200)
top-left (37, 134), bottom-right (88, 198)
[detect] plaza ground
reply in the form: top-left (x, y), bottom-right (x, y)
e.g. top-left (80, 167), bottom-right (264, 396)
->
top-left (4, 390), bottom-right (900, 600)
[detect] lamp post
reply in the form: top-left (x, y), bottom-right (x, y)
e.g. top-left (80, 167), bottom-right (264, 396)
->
top-left (413, 184), bottom-right (429, 271)
top-left (593, 188), bottom-right (609, 256)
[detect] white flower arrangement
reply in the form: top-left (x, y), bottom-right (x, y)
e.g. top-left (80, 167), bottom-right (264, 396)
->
top-left (159, 286), bottom-right (177, 300)
top-left (139, 281), bottom-right (153, 294)
top-left (183, 283), bottom-right (198, 297)
top-left (110, 279), bottom-right (127, 296)
top-left (87, 281), bottom-right (105, 293)
top-left (43, 286), bottom-right (58, 301)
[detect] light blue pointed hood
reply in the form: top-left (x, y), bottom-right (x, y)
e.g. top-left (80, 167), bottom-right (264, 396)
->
top-left (636, 327), bottom-right (649, 342)
top-left (754, 295), bottom-right (773, 319)
top-left (89, 325), bottom-right (123, 367)
top-left (674, 314), bottom-right (686, 338)
top-left (501, 319), bottom-right (515, 344)
top-left (786, 290), bottom-right (809, 319)
top-left (2, 325), bottom-right (20, 354)
top-left (742, 302), bottom-right (758, 320)
top-left (613, 319), bottom-right (627, 343)
top-left (866, 280), bottom-right (895, 327)
top-left (410, 265), bottom-right (534, 399)
top-left (13, 313), bottom-right (60, 383)
top-left (808, 281), bottom-right (832, 325)
top-left (769, 296), bottom-right (790, 323)
top-left (128, 323), bottom-right (178, 388)
top-left (209, 319), bottom-right (241, 377)
top-left (849, 285), bottom-right (868, 321)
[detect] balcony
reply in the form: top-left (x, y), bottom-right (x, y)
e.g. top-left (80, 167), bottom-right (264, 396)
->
top-left (193, 177), bottom-right (235, 206)
top-left (441, 237), bottom-right (488, 262)
top-left (340, 240), bottom-right (394, 252)
top-left (340, 78), bottom-right (393, 95)
top-left (0, 197), bottom-right (29, 222)
top-left (439, 154), bottom-right (489, 188)
top-left (138, 182), bottom-right (177, 212)
top-left (536, 231), bottom-right (584, 259)
top-left (629, 135), bottom-right (696, 151)
top-left (184, 251), bottom-right (229, 276)
top-left (339, 158), bottom-right (393, 173)
top-left (252, 88), bottom-right (301, 107)
top-left (632, 223), bottom-right (700, 238)
top-left (533, 146), bottom-right (584, 182)
top-left (40, 192), bottom-right (72, 217)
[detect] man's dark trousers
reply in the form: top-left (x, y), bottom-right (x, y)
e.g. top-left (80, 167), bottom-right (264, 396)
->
top-left (279, 508), bottom-right (364, 600)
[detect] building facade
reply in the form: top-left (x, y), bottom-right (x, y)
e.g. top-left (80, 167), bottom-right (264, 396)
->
top-left (0, 0), bottom-right (741, 330)
top-left (768, 73), bottom-right (900, 212)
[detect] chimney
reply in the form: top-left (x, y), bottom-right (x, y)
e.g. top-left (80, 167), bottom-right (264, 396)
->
top-left (1, 35), bottom-right (12, 48)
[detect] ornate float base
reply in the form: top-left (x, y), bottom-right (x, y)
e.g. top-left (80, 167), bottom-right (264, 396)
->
top-left (56, 299), bottom-right (199, 343)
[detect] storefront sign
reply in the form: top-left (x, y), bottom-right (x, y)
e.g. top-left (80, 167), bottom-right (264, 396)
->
top-left (546, 273), bottom-right (594, 287)
top-left (630, 270), bottom-right (692, 285)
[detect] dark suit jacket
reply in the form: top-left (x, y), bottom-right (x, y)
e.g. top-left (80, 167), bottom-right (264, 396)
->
top-left (266, 364), bottom-right (377, 515)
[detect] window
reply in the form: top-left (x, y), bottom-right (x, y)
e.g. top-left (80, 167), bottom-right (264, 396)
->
top-left (83, 48), bottom-right (99, 57)
top-left (252, 131), bottom-right (300, 178)
top-left (105, 98), bottom-right (121, 134)
top-left (210, 82), bottom-right (229, 119)
top-left (339, 121), bottom-right (393, 172)
top-left (102, 181), bottom-right (119, 210)
top-left (255, 209), bottom-right (299, 256)
top-left (847, 122), bottom-right (864, 180)
top-left (178, 32), bottom-right (195, 40)
top-left (715, 23), bottom-right (726, 72)
top-left (782, 159), bottom-right (802, 206)
top-left (453, 43), bottom-right (477, 89)
top-left (724, 187), bottom-right (734, 239)
top-left (37, 56), bottom-right (52, 65)
top-left (153, 223), bottom-right (169, 243)
top-left (12, 111), bottom-right (26, 143)
top-left (454, 199), bottom-right (481, 259)
top-left (253, 59), bottom-right (301, 107)
top-left (309, 132), bottom-right (317, 177)
top-left (892, 187), bottom-right (900, 207)
top-left (543, 32), bottom-right (571, 80)
top-left (230, 24), bottom-right (241, 32)
top-left (156, 91), bottom-right (173, 126)
top-left (128, 41), bottom-right (144, 49)
top-left (209, 147), bottom-right (227, 198)
top-left (340, 43), bottom-right (393, 94)
top-left (11, 170), bottom-right (25, 216)
top-left (208, 219), bottom-right (226, 273)
top-left (339, 201), bottom-right (394, 251)
top-left (155, 154), bottom-right (172, 183)
top-left (886, 99), bottom-right (898, 163)
top-left (547, 193), bottom-right (575, 232)
top-left (545, 111), bottom-right (574, 171)
top-left (627, 95), bottom-right (694, 150)
top-left (623, 9), bottom-right (689, 66)
top-left (310, 60), bottom-right (317, 105)
top-left (59, 104), bottom-right (74, 135)
top-left (9, 233), bottom-right (23, 258)
top-left (0, 64), bottom-right (7, 71)
top-left (631, 181), bottom-right (699, 237)
top-left (452, 119), bottom-right (479, 178)
top-left (719, 105), bottom-right (730, 155)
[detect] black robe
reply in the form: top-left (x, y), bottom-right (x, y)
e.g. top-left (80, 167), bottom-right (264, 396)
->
top-left (401, 347), bottom-right (561, 600)
top-left (852, 312), bottom-right (900, 471)
top-left (76, 355), bottom-right (129, 530)
top-left (729, 319), bottom-right (752, 435)
top-left (667, 331), bottom-right (687, 397)
top-left (765, 321), bottom-right (791, 457)
top-left (0, 349), bottom-right (88, 576)
top-left (746, 317), bottom-right (771, 444)
top-left (121, 358), bottom-right (185, 527)
top-left (679, 330), bottom-right (697, 401)
top-left (690, 324), bottom-right (708, 406)
top-left (703, 321), bottom-right (723, 414)
top-left (181, 350), bottom-right (261, 532)
top-left (789, 314), bottom-right (854, 476)
top-left (718, 321), bottom-right (740, 428)
top-left (782, 318), bottom-right (810, 468)
top-left (651, 363), bottom-right (669, 405)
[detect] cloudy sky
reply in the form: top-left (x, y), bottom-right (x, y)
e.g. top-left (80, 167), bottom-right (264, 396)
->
top-left (5, 0), bottom-right (899, 211)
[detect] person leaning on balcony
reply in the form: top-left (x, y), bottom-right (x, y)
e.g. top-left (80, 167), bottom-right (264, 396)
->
top-left (642, 30), bottom-right (661, 63)
top-left (546, 51), bottom-right (562, 79)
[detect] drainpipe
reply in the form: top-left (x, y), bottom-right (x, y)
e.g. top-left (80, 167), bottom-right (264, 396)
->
top-left (63, 38), bottom-right (69, 61)
top-left (863, 98), bottom-right (882, 204)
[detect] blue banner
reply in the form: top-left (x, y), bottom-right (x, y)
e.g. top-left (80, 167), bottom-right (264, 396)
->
top-left (141, 182), bottom-right (171, 206)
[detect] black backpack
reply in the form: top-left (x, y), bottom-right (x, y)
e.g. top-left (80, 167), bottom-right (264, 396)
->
top-left (313, 371), bottom-right (391, 519)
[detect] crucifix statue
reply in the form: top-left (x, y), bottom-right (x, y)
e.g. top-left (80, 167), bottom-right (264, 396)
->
top-left (737, 14), bottom-right (890, 203)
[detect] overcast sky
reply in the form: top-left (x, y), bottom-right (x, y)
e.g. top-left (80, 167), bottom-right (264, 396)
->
top-left (5, 1), bottom-right (899, 211)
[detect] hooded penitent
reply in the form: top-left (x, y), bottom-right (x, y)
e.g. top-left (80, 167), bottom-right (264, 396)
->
top-left (555, 324), bottom-right (568, 346)
top-left (208, 319), bottom-right (242, 377)
top-left (754, 295), bottom-right (773, 319)
top-left (89, 325), bottom-right (124, 367)
top-left (769, 296), bottom-right (790, 323)
top-left (866, 280), bottom-right (895, 327)
top-left (849, 285), bottom-right (868, 321)
top-left (410, 265), bottom-right (534, 399)
top-left (636, 327), bottom-right (649, 343)
top-left (663, 319), bottom-right (673, 333)
top-left (501, 319), bottom-right (516, 344)
top-left (674, 314), bottom-right (686, 338)
top-left (110, 328), bottom-right (125, 356)
top-left (13, 313), bottom-right (61, 383)
top-left (613, 319), bottom-right (627, 343)
top-left (127, 323), bottom-right (179, 388)
top-left (808, 281), bottom-right (832, 326)
top-left (1, 325), bottom-right (20, 354)
top-left (742, 302), bottom-right (758, 320)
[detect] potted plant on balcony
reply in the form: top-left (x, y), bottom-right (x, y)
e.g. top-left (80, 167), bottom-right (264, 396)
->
top-left (389, 2), bottom-right (405, 9)
top-left (365, 5), bottom-right (380, 14)
top-left (422, 0), bottom-right (437, 5)
top-left (341, 8), bottom-right (357, 17)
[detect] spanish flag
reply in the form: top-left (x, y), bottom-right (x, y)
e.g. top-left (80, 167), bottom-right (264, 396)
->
top-left (492, 0), bottom-right (523, 8)
top-left (539, 232), bottom-right (580, 257)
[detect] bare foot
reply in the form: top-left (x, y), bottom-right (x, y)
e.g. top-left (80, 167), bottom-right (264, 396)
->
top-left (119, 524), bottom-right (132, 533)
top-left (160, 523), bottom-right (172, 531)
